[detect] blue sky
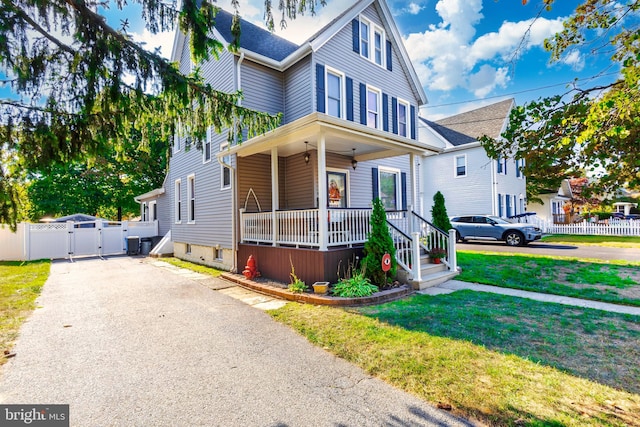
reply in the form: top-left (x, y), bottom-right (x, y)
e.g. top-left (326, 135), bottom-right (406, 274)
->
top-left (7, 0), bottom-right (618, 121)
top-left (118, 0), bottom-right (617, 120)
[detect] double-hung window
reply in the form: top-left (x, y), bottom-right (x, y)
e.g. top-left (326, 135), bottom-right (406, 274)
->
top-left (203, 128), bottom-right (211, 163)
top-left (366, 86), bottom-right (381, 129)
top-left (360, 20), bottom-right (369, 59)
top-left (397, 100), bottom-right (409, 137)
top-left (378, 167), bottom-right (401, 210)
top-left (374, 29), bottom-right (383, 66)
top-left (220, 143), bottom-right (231, 189)
top-left (326, 69), bottom-right (343, 119)
top-left (174, 179), bottom-right (182, 223)
top-left (187, 174), bottom-right (195, 223)
top-left (359, 17), bottom-right (386, 68)
top-left (455, 155), bottom-right (466, 177)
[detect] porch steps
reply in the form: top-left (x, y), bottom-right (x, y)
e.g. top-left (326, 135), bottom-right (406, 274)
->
top-left (409, 255), bottom-right (460, 291)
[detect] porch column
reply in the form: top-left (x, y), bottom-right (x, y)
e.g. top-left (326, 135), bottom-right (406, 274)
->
top-left (317, 134), bottom-right (328, 251)
top-left (271, 147), bottom-right (279, 247)
top-left (409, 153), bottom-right (417, 234)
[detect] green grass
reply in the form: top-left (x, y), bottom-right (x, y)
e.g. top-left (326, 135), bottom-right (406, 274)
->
top-left (541, 234), bottom-right (640, 248)
top-left (270, 296), bottom-right (640, 426)
top-left (0, 260), bottom-right (50, 364)
top-left (457, 252), bottom-right (640, 306)
top-left (160, 257), bottom-right (223, 276)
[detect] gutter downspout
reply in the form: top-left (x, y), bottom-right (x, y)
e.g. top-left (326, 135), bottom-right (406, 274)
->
top-left (491, 157), bottom-right (497, 216)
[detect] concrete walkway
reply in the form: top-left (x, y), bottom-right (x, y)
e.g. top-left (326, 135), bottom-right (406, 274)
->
top-left (420, 280), bottom-right (640, 316)
top-left (0, 256), bottom-right (473, 427)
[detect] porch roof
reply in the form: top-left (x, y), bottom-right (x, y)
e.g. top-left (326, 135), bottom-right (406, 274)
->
top-left (217, 112), bottom-right (441, 162)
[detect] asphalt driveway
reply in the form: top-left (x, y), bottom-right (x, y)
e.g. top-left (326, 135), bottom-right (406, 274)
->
top-left (0, 256), bottom-right (472, 426)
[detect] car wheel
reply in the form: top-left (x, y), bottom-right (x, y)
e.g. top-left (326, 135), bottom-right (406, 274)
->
top-left (504, 231), bottom-right (524, 246)
top-left (455, 230), bottom-right (466, 243)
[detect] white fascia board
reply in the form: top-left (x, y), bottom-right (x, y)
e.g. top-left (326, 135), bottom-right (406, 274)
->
top-left (134, 187), bottom-right (166, 203)
top-left (376, 0), bottom-right (427, 105)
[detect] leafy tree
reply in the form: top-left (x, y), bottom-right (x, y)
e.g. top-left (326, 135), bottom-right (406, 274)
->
top-left (363, 198), bottom-right (396, 287)
top-left (481, 0), bottom-right (640, 202)
top-left (431, 191), bottom-right (453, 232)
top-left (0, 0), bottom-right (326, 227)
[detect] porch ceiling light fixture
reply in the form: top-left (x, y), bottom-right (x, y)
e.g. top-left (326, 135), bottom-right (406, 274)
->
top-left (303, 141), bottom-right (310, 164)
top-left (351, 148), bottom-right (358, 170)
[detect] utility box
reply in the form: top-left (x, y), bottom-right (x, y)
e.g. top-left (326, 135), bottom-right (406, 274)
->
top-left (127, 236), bottom-right (140, 255)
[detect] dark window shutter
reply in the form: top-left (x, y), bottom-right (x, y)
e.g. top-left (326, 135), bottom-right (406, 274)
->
top-left (498, 194), bottom-right (503, 217)
top-left (346, 77), bottom-right (354, 121)
top-left (391, 97), bottom-right (398, 134)
top-left (316, 64), bottom-right (325, 113)
top-left (382, 93), bottom-right (389, 132)
top-left (401, 172), bottom-right (407, 211)
top-left (352, 19), bottom-right (360, 54)
top-left (359, 83), bottom-right (367, 125)
top-left (372, 167), bottom-right (379, 200)
top-left (410, 105), bottom-right (416, 139)
top-left (504, 159), bottom-right (507, 175)
top-left (386, 40), bottom-right (392, 71)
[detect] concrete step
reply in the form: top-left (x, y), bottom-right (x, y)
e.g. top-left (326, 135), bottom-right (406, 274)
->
top-left (410, 269), bottom-right (460, 290)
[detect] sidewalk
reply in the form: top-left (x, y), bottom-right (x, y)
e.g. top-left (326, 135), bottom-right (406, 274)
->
top-left (420, 280), bottom-right (640, 316)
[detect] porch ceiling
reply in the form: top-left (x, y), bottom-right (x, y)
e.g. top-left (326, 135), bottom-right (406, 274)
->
top-left (218, 112), bottom-right (441, 161)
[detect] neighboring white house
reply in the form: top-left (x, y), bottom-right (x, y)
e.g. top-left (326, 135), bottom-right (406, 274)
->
top-left (419, 99), bottom-right (527, 219)
top-left (527, 179), bottom-right (573, 223)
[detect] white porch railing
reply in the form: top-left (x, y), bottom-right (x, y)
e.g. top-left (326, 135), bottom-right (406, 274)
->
top-left (240, 208), bottom-right (372, 248)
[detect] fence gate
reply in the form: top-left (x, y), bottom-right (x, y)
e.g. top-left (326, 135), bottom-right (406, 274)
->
top-left (0, 220), bottom-right (159, 261)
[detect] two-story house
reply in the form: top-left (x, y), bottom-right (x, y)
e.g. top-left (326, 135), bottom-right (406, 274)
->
top-left (418, 99), bottom-right (527, 219)
top-left (137, 0), bottom-right (459, 287)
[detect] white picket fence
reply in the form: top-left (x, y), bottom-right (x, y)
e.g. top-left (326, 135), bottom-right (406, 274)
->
top-left (529, 217), bottom-right (640, 236)
top-left (0, 220), bottom-right (158, 261)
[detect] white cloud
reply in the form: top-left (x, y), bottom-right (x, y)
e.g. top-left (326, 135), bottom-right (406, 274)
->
top-left (560, 49), bottom-right (585, 71)
top-left (133, 28), bottom-right (175, 59)
top-left (406, 2), bottom-right (425, 15)
top-left (404, 0), bottom-right (567, 100)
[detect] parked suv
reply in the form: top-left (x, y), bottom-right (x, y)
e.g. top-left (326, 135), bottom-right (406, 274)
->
top-left (450, 215), bottom-right (542, 246)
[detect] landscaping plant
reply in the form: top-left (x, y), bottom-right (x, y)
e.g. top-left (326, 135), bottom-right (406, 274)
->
top-left (363, 198), bottom-right (396, 287)
top-left (332, 265), bottom-right (378, 298)
top-left (431, 191), bottom-right (453, 232)
top-left (287, 257), bottom-right (307, 293)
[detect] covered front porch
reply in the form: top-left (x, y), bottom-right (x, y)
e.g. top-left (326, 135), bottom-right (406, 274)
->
top-left (221, 112), bottom-right (456, 286)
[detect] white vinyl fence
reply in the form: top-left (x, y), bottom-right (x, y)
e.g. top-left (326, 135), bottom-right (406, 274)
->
top-left (529, 217), bottom-right (640, 236)
top-left (0, 220), bottom-right (158, 261)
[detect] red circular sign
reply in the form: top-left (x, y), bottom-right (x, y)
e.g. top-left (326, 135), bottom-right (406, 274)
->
top-left (381, 253), bottom-right (391, 272)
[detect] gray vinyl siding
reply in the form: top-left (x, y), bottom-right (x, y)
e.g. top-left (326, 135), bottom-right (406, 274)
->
top-left (155, 193), bottom-right (171, 236)
top-left (169, 37), bottom-right (236, 248)
top-left (313, 4), bottom-right (420, 126)
top-left (238, 154), bottom-right (273, 212)
top-left (241, 60), bottom-right (284, 114)
top-left (283, 154), bottom-right (315, 209)
top-left (422, 147), bottom-right (493, 217)
top-left (284, 55), bottom-right (313, 124)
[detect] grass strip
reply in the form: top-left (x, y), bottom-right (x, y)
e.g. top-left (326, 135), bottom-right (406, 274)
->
top-left (270, 297), bottom-right (640, 427)
top-left (541, 235), bottom-right (640, 248)
top-left (457, 252), bottom-right (640, 306)
top-left (0, 260), bottom-right (50, 365)
top-left (160, 257), bottom-right (223, 277)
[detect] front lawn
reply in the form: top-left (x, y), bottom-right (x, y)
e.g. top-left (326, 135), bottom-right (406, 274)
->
top-left (457, 252), bottom-right (640, 306)
top-left (0, 260), bottom-right (50, 365)
top-left (270, 294), bottom-right (640, 426)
